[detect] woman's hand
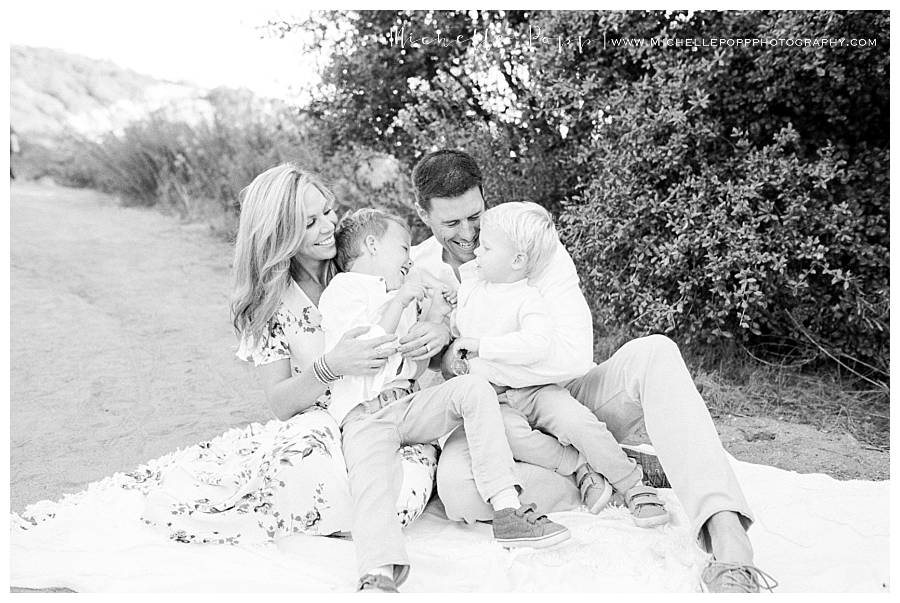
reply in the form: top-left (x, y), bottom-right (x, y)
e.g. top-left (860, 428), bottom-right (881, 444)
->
top-left (325, 326), bottom-right (398, 376)
top-left (398, 320), bottom-right (451, 361)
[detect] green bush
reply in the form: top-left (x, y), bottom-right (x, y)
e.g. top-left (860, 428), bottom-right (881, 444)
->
top-left (539, 11), bottom-right (888, 371)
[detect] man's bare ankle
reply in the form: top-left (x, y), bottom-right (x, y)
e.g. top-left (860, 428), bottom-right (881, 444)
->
top-left (705, 512), bottom-right (753, 564)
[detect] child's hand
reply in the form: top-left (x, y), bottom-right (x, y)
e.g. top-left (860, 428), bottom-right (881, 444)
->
top-left (442, 287), bottom-right (458, 307)
top-left (395, 282), bottom-right (426, 307)
top-left (421, 285), bottom-right (452, 322)
top-left (414, 270), bottom-right (457, 307)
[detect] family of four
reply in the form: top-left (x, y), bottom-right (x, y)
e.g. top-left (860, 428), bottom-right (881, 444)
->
top-left (230, 150), bottom-right (775, 593)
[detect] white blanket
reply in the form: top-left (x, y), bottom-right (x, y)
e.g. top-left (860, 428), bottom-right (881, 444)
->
top-left (9, 455), bottom-right (890, 592)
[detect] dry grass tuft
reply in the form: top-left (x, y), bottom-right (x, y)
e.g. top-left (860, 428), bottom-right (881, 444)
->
top-left (593, 331), bottom-right (889, 450)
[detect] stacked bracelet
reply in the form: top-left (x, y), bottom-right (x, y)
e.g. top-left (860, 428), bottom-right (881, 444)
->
top-left (313, 355), bottom-right (340, 385)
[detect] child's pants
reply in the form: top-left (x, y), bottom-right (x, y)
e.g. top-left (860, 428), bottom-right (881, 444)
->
top-left (340, 374), bottom-right (520, 585)
top-left (437, 334), bottom-right (754, 547)
top-left (501, 384), bottom-right (644, 492)
top-left (498, 404), bottom-right (584, 475)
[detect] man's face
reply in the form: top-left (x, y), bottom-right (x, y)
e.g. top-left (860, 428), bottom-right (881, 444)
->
top-left (418, 186), bottom-right (486, 266)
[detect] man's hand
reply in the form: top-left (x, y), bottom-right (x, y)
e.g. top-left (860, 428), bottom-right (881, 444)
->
top-left (453, 337), bottom-right (480, 358)
top-left (440, 337), bottom-right (474, 379)
top-left (398, 321), bottom-right (451, 361)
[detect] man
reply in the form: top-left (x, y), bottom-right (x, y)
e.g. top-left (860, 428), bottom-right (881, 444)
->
top-left (408, 149), bottom-right (776, 593)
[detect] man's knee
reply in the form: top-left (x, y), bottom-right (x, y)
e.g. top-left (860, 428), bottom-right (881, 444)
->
top-left (635, 333), bottom-right (681, 357)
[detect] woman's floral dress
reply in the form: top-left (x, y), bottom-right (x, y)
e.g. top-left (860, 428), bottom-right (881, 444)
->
top-left (20, 281), bottom-right (437, 546)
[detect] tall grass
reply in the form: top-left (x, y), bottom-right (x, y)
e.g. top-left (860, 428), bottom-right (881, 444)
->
top-left (47, 87), bottom-right (423, 241)
top-left (65, 90), bottom-right (315, 221)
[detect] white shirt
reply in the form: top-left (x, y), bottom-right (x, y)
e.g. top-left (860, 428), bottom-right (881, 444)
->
top-left (411, 236), bottom-right (595, 383)
top-left (318, 272), bottom-right (421, 424)
top-left (454, 272), bottom-right (559, 387)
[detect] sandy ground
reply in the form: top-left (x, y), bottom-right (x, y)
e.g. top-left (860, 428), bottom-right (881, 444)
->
top-left (10, 182), bottom-right (269, 513)
top-left (9, 182), bottom-right (889, 516)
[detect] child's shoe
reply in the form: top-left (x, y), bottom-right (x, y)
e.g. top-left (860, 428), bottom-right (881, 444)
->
top-left (575, 464), bottom-right (613, 513)
top-left (492, 504), bottom-right (570, 548)
top-left (357, 573), bottom-right (399, 593)
top-left (623, 484), bottom-right (669, 528)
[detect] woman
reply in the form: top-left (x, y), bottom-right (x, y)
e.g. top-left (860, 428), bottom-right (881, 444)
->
top-left (231, 164), bottom-right (395, 419)
top-left (136, 164), bottom-right (445, 545)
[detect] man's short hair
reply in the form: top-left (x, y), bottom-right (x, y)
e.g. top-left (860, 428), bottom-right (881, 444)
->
top-left (411, 149), bottom-right (483, 211)
top-left (335, 208), bottom-right (409, 271)
top-left (481, 201), bottom-right (559, 277)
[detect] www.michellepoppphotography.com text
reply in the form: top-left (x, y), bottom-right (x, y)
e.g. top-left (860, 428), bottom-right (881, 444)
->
top-left (389, 25), bottom-right (877, 52)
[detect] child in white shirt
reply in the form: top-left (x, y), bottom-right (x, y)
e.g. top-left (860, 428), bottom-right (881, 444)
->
top-left (318, 208), bottom-right (570, 592)
top-left (447, 202), bottom-right (669, 528)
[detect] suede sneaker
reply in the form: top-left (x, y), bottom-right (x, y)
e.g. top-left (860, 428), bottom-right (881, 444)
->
top-left (492, 504), bottom-right (570, 549)
top-left (575, 465), bottom-right (613, 513)
top-left (357, 574), bottom-right (399, 593)
top-left (622, 444), bottom-right (670, 488)
top-left (700, 561), bottom-right (778, 593)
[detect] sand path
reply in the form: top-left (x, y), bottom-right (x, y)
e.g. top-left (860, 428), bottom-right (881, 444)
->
top-left (10, 182), bottom-right (269, 512)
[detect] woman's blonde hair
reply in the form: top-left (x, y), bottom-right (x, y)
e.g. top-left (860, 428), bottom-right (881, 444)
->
top-left (231, 163), bottom-right (337, 344)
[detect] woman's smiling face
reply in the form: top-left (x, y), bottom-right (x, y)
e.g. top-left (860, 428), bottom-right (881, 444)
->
top-left (296, 186), bottom-right (338, 262)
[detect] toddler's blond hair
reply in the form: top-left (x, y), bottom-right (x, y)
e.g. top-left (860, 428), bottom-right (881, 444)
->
top-left (480, 201), bottom-right (559, 277)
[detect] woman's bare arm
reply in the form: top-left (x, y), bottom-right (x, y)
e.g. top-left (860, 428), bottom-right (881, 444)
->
top-left (257, 358), bottom-right (327, 421)
top-left (255, 326), bottom-right (399, 422)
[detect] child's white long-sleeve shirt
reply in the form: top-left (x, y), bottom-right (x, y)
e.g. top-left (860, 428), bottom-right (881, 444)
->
top-left (412, 237), bottom-right (595, 384)
top-left (318, 272), bottom-right (420, 425)
top-left (453, 265), bottom-right (584, 387)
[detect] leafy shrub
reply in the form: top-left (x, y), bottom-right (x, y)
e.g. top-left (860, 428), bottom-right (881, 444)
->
top-left (540, 10), bottom-right (888, 371)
